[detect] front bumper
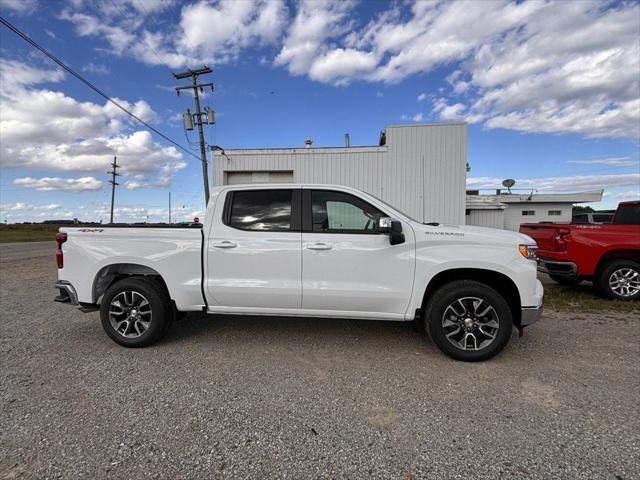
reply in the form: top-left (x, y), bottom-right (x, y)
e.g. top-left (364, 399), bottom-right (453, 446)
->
top-left (520, 305), bottom-right (543, 326)
top-left (537, 258), bottom-right (577, 277)
top-left (54, 281), bottom-right (78, 305)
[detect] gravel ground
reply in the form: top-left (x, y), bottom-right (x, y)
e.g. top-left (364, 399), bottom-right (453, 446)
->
top-left (1, 242), bottom-right (639, 480)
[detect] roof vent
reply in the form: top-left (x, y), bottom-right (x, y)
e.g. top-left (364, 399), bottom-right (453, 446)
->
top-left (304, 138), bottom-right (313, 148)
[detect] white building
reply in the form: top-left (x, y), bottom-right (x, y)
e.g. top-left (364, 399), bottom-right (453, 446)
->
top-left (466, 191), bottom-right (604, 231)
top-left (213, 123), bottom-right (467, 225)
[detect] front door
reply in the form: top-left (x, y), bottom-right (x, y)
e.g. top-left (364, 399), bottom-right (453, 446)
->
top-left (301, 189), bottom-right (415, 317)
top-left (206, 188), bottom-right (302, 310)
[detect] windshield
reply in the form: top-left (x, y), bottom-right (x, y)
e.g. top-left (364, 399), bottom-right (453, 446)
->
top-left (364, 191), bottom-right (420, 222)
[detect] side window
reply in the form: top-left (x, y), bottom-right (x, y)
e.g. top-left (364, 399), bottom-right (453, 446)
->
top-left (613, 205), bottom-right (640, 225)
top-left (311, 190), bottom-right (384, 233)
top-left (228, 190), bottom-right (292, 231)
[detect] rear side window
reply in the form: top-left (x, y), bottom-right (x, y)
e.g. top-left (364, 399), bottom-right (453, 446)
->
top-left (228, 190), bottom-right (293, 231)
top-left (613, 204), bottom-right (640, 225)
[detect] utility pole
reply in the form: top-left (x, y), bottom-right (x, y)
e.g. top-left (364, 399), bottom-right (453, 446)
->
top-left (168, 191), bottom-right (171, 224)
top-left (173, 66), bottom-right (214, 205)
top-left (107, 156), bottom-right (120, 224)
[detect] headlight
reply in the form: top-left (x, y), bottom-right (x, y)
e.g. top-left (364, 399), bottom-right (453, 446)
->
top-left (518, 244), bottom-right (538, 260)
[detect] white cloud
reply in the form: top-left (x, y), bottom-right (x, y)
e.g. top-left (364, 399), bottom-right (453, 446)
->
top-left (0, 59), bottom-right (65, 93)
top-left (0, 60), bottom-right (185, 188)
top-left (82, 62), bottom-right (110, 75)
top-left (308, 48), bottom-right (377, 85)
top-left (0, 0), bottom-right (37, 14)
top-left (466, 173), bottom-right (640, 192)
top-left (401, 112), bottom-right (424, 122)
top-left (566, 157), bottom-right (638, 167)
top-left (616, 190), bottom-right (640, 201)
top-left (277, 0), bottom-right (639, 138)
top-left (417, 93), bottom-right (427, 102)
top-left (0, 202), bottom-right (60, 211)
top-left (275, 0), bottom-right (355, 76)
top-left (0, 201), bottom-right (64, 220)
top-left (13, 176), bottom-right (103, 192)
top-left (61, 0), bottom-right (288, 69)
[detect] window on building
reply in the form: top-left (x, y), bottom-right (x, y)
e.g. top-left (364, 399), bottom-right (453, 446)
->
top-left (465, 209), bottom-right (471, 216)
top-left (311, 190), bottom-right (384, 233)
top-left (548, 210), bottom-right (562, 216)
top-left (522, 210), bottom-right (536, 216)
top-left (228, 190), bottom-right (292, 231)
top-left (593, 214), bottom-right (613, 224)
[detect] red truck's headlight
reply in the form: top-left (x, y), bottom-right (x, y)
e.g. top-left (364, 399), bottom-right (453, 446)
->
top-left (519, 244), bottom-right (538, 260)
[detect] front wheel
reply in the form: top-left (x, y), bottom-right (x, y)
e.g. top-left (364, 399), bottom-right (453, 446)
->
top-left (596, 260), bottom-right (640, 301)
top-left (424, 280), bottom-right (513, 361)
top-left (99, 277), bottom-right (171, 347)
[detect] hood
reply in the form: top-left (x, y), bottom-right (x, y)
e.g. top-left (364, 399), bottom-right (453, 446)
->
top-left (412, 222), bottom-right (536, 246)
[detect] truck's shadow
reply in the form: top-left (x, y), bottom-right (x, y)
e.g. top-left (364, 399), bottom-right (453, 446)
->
top-left (159, 312), bottom-right (423, 347)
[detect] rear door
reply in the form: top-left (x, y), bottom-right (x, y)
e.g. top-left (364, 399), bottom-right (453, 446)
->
top-left (300, 188), bottom-right (415, 317)
top-left (206, 188), bottom-right (302, 310)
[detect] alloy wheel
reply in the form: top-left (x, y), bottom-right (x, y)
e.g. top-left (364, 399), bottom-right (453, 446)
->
top-left (609, 268), bottom-right (640, 298)
top-left (441, 297), bottom-right (500, 351)
top-left (108, 291), bottom-right (152, 338)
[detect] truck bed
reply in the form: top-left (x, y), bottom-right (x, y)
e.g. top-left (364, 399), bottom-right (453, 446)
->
top-left (58, 226), bottom-right (205, 310)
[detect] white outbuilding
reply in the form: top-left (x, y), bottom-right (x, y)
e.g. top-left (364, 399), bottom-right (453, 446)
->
top-left (466, 191), bottom-right (604, 231)
top-left (212, 123), bottom-right (468, 225)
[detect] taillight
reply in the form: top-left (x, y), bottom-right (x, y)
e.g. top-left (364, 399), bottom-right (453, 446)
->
top-left (55, 232), bottom-right (67, 269)
top-left (554, 228), bottom-right (570, 252)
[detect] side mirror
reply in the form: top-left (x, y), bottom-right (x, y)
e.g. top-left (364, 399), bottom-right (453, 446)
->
top-left (377, 217), bottom-right (405, 245)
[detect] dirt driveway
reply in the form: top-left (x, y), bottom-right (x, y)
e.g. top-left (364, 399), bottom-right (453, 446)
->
top-left (1, 242), bottom-right (639, 479)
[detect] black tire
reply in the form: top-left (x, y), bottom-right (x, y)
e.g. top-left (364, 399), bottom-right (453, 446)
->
top-left (596, 260), bottom-right (640, 301)
top-left (100, 277), bottom-right (171, 347)
top-left (549, 274), bottom-right (583, 286)
top-left (424, 280), bottom-right (513, 362)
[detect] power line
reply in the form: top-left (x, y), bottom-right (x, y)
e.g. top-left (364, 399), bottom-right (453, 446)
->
top-left (0, 15), bottom-right (200, 162)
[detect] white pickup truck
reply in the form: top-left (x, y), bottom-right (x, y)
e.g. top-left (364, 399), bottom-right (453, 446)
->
top-left (54, 184), bottom-right (543, 361)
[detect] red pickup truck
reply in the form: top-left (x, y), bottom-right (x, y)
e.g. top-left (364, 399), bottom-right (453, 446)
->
top-left (520, 201), bottom-right (640, 300)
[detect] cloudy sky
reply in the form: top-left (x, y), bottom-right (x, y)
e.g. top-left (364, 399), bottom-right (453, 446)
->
top-left (0, 0), bottom-right (638, 223)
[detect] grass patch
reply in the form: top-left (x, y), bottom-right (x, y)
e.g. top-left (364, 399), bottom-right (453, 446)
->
top-left (544, 283), bottom-right (639, 314)
top-left (0, 224), bottom-right (59, 243)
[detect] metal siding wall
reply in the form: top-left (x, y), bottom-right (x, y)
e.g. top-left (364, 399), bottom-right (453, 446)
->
top-left (467, 210), bottom-right (504, 229)
top-left (212, 124), bottom-right (466, 224)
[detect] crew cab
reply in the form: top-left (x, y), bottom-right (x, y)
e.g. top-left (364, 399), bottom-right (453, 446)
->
top-left (521, 201), bottom-right (640, 300)
top-left (54, 184), bottom-right (543, 361)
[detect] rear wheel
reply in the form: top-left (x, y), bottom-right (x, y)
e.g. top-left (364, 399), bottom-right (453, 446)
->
top-left (549, 274), bottom-right (582, 286)
top-left (424, 280), bottom-right (513, 362)
top-left (100, 277), bottom-right (171, 347)
top-left (596, 260), bottom-right (640, 301)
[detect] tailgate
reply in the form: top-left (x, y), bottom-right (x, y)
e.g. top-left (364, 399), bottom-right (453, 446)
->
top-left (519, 224), bottom-right (561, 252)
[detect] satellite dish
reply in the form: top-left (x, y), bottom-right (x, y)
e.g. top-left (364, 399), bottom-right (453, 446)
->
top-left (502, 178), bottom-right (515, 193)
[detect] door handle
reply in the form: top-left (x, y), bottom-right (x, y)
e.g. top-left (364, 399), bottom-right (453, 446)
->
top-left (212, 241), bottom-right (237, 249)
top-left (306, 242), bottom-right (332, 251)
